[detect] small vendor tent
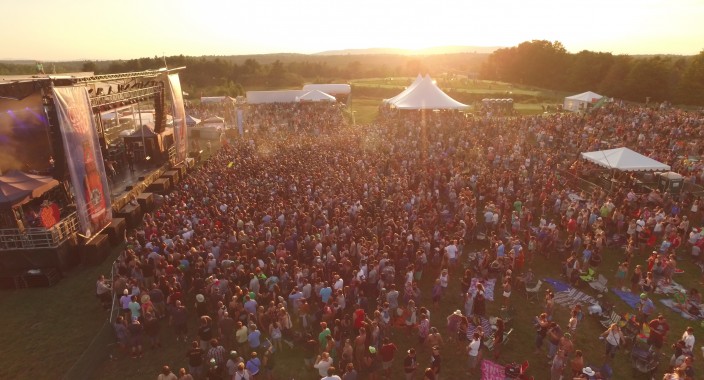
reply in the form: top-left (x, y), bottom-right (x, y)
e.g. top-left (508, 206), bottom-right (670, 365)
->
top-left (389, 75), bottom-right (468, 110)
top-left (580, 147), bottom-right (670, 171)
top-left (563, 91), bottom-right (603, 112)
top-left (296, 90), bottom-right (336, 103)
top-left (202, 116), bottom-right (225, 126)
top-left (200, 96), bottom-right (235, 104)
top-left (185, 115), bottom-right (201, 127)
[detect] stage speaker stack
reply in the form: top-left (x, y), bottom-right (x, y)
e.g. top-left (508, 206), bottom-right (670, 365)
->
top-left (136, 193), bottom-right (154, 212)
top-left (102, 218), bottom-right (126, 246)
top-left (81, 234), bottom-right (110, 266)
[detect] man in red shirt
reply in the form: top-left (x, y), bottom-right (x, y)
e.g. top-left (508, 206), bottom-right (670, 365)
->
top-left (379, 337), bottom-right (397, 379)
top-left (647, 314), bottom-right (669, 352)
top-left (353, 307), bottom-right (366, 331)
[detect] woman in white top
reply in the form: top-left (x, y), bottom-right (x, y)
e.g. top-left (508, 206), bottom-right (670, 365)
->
top-left (314, 351), bottom-right (334, 377)
top-left (600, 323), bottom-right (624, 360)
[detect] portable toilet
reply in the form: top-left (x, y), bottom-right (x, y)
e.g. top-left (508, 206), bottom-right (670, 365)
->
top-left (658, 172), bottom-right (684, 194)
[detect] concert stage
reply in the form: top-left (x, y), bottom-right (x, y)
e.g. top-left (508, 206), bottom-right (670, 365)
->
top-left (0, 68), bottom-right (189, 288)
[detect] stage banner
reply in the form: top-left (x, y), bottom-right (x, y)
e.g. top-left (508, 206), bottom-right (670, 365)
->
top-left (481, 359), bottom-right (505, 380)
top-left (52, 86), bottom-right (112, 237)
top-left (168, 74), bottom-right (188, 163)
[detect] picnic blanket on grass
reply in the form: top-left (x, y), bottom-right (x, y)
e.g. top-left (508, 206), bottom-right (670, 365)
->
top-left (467, 316), bottom-right (494, 341)
top-left (654, 279), bottom-right (687, 296)
top-left (470, 278), bottom-right (496, 301)
top-left (547, 282), bottom-right (597, 309)
top-left (552, 289), bottom-right (597, 309)
top-left (543, 277), bottom-right (571, 292)
top-left (611, 288), bottom-right (641, 309)
top-left (481, 359), bottom-right (506, 380)
top-left (660, 299), bottom-right (703, 320)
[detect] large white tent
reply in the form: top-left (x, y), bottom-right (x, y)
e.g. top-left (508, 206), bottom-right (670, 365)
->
top-left (580, 147), bottom-right (670, 172)
top-left (563, 91), bottom-right (603, 112)
top-left (296, 90), bottom-right (336, 102)
top-left (383, 74), bottom-right (423, 104)
top-left (389, 75), bottom-right (468, 110)
top-left (302, 84), bottom-right (351, 95)
top-left (246, 90), bottom-right (308, 104)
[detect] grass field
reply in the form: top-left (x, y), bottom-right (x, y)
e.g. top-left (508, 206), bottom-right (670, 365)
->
top-left (351, 77), bottom-right (571, 99)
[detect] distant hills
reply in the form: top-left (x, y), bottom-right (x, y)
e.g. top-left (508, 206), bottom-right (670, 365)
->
top-left (315, 46), bottom-right (501, 56)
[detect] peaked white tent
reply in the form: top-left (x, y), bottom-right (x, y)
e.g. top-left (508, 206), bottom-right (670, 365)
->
top-left (302, 84), bottom-right (351, 95)
top-left (390, 75), bottom-right (468, 110)
top-left (185, 115), bottom-right (201, 127)
top-left (383, 74), bottom-right (424, 104)
top-left (563, 91), bottom-right (603, 112)
top-left (580, 147), bottom-right (670, 172)
top-left (296, 90), bottom-right (336, 102)
top-left (246, 90), bottom-right (308, 104)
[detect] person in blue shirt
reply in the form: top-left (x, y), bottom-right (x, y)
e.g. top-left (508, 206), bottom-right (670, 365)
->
top-left (496, 241), bottom-right (505, 258)
top-left (247, 325), bottom-right (262, 352)
top-left (320, 283), bottom-right (333, 304)
top-left (245, 351), bottom-right (261, 377)
top-left (638, 293), bottom-right (656, 325)
top-left (582, 246), bottom-right (593, 265)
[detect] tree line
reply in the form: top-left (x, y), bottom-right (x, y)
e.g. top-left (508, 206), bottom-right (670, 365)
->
top-left (2, 41), bottom-right (704, 105)
top-left (480, 40), bottom-right (704, 105)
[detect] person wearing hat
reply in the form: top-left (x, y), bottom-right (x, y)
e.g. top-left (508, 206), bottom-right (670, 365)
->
top-left (226, 350), bottom-right (242, 378)
top-left (637, 293), bottom-right (656, 326)
top-left (196, 316), bottom-right (213, 354)
top-left (119, 288), bottom-right (132, 319)
top-left (403, 348), bottom-right (418, 380)
top-left (578, 366), bottom-right (597, 379)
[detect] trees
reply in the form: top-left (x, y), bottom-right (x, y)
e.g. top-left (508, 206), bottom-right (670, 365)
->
top-left (480, 40), bottom-right (568, 89)
top-left (678, 50), bottom-right (704, 105)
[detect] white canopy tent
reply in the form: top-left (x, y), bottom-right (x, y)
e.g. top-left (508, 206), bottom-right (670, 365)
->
top-left (383, 74), bottom-right (424, 104)
top-left (202, 116), bottom-right (225, 126)
top-left (563, 91), bottom-right (603, 112)
top-left (246, 90), bottom-right (308, 104)
top-left (580, 147), bottom-right (671, 172)
top-left (296, 90), bottom-right (336, 103)
top-left (302, 84), bottom-right (351, 95)
top-left (201, 96), bottom-right (236, 104)
top-left (185, 115), bottom-right (201, 127)
top-left (389, 75), bottom-right (468, 110)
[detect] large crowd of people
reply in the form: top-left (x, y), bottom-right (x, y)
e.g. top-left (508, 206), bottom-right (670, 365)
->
top-left (99, 100), bottom-right (704, 380)
top-left (244, 103), bottom-right (346, 134)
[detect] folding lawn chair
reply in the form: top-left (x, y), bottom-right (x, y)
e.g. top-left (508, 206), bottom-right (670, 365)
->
top-left (589, 274), bottom-right (609, 293)
top-left (525, 280), bottom-right (542, 303)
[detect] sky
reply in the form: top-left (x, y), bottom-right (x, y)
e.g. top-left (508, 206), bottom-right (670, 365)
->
top-left (3, 0), bottom-right (704, 61)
